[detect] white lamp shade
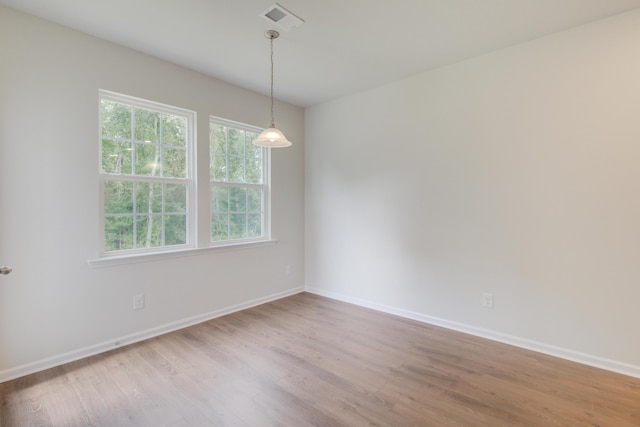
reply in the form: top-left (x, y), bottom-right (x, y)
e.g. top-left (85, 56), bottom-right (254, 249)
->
top-left (253, 127), bottom-right (292, 148)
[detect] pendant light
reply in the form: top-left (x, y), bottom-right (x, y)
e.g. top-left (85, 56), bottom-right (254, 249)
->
top-left (253, 30), bottom-right (292, 148)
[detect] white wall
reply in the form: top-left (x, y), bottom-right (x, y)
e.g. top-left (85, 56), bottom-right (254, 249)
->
top-left (0, 6), bottom-right (304, 381)
top-left (306, 9), bottom-right (640, 375)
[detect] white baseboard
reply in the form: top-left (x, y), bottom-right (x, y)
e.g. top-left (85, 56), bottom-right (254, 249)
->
top-left (305, 287), bottom-right (640, 380)
top-left (0, 287), bottom-right (304, 383)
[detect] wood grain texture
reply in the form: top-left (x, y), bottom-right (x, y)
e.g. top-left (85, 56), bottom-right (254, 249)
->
top-left (2, 292), bottom-right (639, 426)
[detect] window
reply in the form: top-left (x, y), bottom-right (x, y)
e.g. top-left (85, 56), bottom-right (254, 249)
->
top-left (210, 117), bottom-right (269, 244)
top-left (96, 91), bottom-right (272, 261)
top-left (99, 91), bottom-right (195, 255)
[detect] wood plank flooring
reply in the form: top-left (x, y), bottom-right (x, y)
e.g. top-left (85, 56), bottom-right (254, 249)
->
top-left (2, 292), bottom-right (640, 426)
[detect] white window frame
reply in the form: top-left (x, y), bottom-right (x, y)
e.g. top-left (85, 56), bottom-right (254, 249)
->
top-left (98, 90), bottom-right (196, 258)
top-left (209, 116), bottom-right (271, 246)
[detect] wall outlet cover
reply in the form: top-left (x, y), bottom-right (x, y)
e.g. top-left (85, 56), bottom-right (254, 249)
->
top-left (133, 294), bottom-right (145, 310)
top-left (482, 293), bottom-right (494, 308)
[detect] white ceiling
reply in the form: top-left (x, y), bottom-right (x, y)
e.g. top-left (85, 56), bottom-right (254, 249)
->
top-left (2, 0), bottom-right (640, 107)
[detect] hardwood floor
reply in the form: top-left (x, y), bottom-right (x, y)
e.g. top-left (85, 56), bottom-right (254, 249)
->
top-left (2, 292), bottom-right (640, 426)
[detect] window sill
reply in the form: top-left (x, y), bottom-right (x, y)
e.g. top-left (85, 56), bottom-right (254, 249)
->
top-left (87, 240), bottom-right (277, 268)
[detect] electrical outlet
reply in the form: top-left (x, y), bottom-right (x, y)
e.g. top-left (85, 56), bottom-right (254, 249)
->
top-left (133, 294), bottom-right (145, 310)
top-left (482, 293), bottom-right (494, 309)
top-left (285, 264), bottom-right (291, 275)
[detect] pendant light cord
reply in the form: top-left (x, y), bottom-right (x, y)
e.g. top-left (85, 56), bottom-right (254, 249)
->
top-left (269, 34), bottom-right (275, 128)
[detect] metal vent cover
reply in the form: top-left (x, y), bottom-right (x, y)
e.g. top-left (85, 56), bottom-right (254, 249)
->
top-left (259, 3), bottom-right (304, 32)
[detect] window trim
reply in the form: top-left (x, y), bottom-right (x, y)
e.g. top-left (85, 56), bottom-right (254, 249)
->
top-left (98, 90), bottom-right (197, 258)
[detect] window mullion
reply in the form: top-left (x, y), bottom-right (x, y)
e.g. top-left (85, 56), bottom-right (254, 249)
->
top-left (225, 126), bottom-right (230, 183)
top-left (132, 181), bottom-right (138, 250)
top-left (130, 106), bottom-right (136, 175)
top-left (226, 187), bottom-right (231, 239)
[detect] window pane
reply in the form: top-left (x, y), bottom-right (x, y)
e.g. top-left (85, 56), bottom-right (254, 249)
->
top-left (105, 216), bottom-right (133, 251)
top-left (105, 180), bottom-right (133, 214)
top-left (162, 114), bottom-right (186, 147)
top-left (210, 124), bottom-right (227, 153)
top-left (228, 156), bottom-right (245, 182)
top-left (101, 100), bottom-right (131, 139)
top-left (166, 184), bottom-right (187, 213)
top-left (135, 142), bottom-right (160, 176)
top-left (245, 132), bottom-right (261, 158)
top-left (229, 186), bottom-right (246, 212)
top-left (134, 108), bottom-right (160, 143)
top-left (245, 157), bottom-right (262, 184)
top-left (228, 128), bottom-right (244, 156)
top-left (211, 186), bottom-right (229, 212)
top-left (229, 213), bottom-right (247, 240)
top-left (102, 139), bottom-right (132, 175)
top-left (136, 214), bottom-right (162, 248)
top-left (136, 182), bottom-right (162, 214)
top-left (212, 154), bottom-right (227, 181)
top-left (247, 187), bottom-right (262, 212)
top-left (165, 215), bottom-right (187, 245)
top-left (211, 213), bottom-right (229, 241)
top-left (248, 213), bottom-right (262, 238)
top-left (163, 146), bottom-right (186, 178)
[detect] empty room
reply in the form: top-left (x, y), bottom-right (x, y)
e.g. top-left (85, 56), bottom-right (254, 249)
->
top-left (1, 0), bottom-right (640, 425)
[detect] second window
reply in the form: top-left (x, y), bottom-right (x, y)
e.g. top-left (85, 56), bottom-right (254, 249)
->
top-left (210, 117), bottom-right (269, 244)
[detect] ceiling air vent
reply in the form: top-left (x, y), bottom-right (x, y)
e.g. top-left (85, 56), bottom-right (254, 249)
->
top-left (259, 3), bottom-right (304, 32)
